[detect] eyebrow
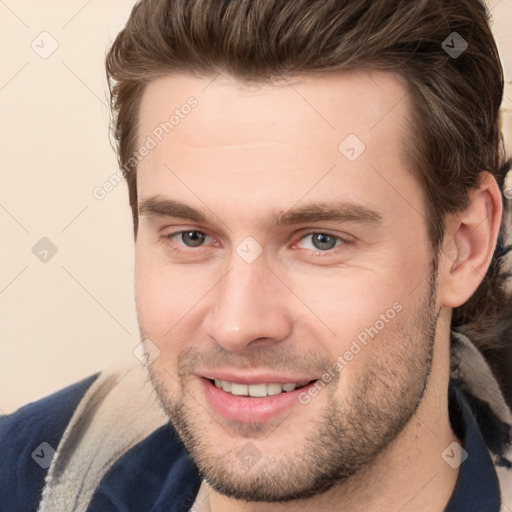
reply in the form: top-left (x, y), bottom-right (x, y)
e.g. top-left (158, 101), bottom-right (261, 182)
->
top-left (138, 195), bottom-right (383, 229)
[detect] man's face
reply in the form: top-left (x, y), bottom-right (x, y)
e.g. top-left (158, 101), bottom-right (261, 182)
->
top-left (134, 70), bottom-right (439, 501)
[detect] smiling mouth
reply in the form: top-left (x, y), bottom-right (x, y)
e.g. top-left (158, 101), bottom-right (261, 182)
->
top-left (207, 378), bottom-right (317, 398)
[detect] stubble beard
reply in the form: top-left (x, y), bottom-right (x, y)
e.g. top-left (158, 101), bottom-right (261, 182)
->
top-left (146, 268), bottom-right (439, 502)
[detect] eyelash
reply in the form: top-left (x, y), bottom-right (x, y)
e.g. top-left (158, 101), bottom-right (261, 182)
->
top-left (162, 229), bottom-right (351, 256)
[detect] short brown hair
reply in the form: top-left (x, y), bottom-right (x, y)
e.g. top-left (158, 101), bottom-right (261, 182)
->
top-left (105, 0), bottom-right (511, 391)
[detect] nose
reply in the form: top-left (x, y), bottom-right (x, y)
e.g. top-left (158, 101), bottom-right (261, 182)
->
top-left (202, 254), bottom-right (294, 353)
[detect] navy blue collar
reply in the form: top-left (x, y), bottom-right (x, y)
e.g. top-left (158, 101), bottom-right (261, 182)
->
top-left (444, 385), bottom-right (501, 511)
top-left (87, 383), bottom-right (502, 512)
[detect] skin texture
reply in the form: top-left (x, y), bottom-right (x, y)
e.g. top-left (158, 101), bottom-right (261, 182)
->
top-left (133, 70), bottom-right (502, 511)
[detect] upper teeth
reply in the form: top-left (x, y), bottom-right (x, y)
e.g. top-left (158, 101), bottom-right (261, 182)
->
top-left (214, 379), bottom-right (300, 397)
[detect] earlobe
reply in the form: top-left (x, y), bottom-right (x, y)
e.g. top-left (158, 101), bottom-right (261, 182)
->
top-left (440, 172), bottom-right (503, 308)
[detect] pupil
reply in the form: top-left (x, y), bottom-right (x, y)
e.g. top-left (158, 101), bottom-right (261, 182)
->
top-left (182, 231), bottom-right (205, 247)
top-left (313, 233), bottom-right (336, 250)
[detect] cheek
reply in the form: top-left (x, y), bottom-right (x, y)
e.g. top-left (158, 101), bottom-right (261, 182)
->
top-left (135, 260), bottom-right (190, 377)
top-left (286, 255), bottom-right (425, 375)
top-left (134, 242), bottom-right (224, 378)
top-left (289, 265), bottom-right (405, 332)
top-left (135, 243), bottom-right (202, 339)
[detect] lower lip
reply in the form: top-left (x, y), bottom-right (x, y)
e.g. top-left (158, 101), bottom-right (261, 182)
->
top-left (200, 378), bottom-right (317, 423)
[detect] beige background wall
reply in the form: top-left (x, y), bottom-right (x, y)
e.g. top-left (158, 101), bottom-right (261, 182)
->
top-left (1, 1), bottom-right (511, 414)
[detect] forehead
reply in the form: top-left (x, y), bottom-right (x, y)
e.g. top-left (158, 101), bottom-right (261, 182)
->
top-left (138, 70), bottom-right (411, 153)
top-left (135, 70), bottom-right (419, 224)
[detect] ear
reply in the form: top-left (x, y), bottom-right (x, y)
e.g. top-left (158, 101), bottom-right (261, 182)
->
top-left (439, 172), bottom-right (503, 309)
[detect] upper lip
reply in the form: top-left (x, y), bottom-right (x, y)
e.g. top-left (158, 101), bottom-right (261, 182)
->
top-left (198, 370), bottom-right (318, 386)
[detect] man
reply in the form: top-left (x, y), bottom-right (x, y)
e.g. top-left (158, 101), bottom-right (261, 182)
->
top-left (1, 0), bottom-right (512, 510)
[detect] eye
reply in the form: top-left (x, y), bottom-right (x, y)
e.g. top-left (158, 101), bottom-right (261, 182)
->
top-left (167, 230), bottom-right (211, 247)
top-left (297, 232), bottom-right (346, 251)
top-left (163, 229), bottom-right (349, 255)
